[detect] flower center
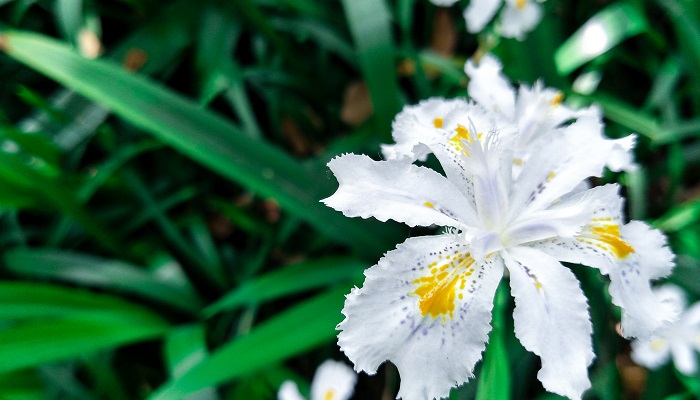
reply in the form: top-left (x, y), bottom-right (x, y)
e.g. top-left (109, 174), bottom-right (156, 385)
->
top-left (515, 0), bottom-right (527, 10)
top-left (412, 252), bottom-right (476, 320)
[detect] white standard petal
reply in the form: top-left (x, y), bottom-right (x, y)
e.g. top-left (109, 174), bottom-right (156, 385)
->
top-left (508, 118), bottom-right (609, 222)
top-left (337, 234), bottom-right (504, 400)
top-left (382, 98), bottom-right (467, 161)
top-left (323, 154), bottom-right (478, 227)
top-left (310, 360), bottom-right (357, 400)
top-left (461, 131), bottom-right (511, 231)
top-left (498, 0), bottom-right (543, 40)
top-left (463, 0), bottom-right (502, 33)
top-left (513, 82), bottom-right (579, 152)
top-left (502, 246), bottom-right (594, 400)
top-left (631, 336), bottom-right (672, 370)
top-left (464, 54), bottom-right (516, 120)
top-left (278, 381), bottom-right (306, 400)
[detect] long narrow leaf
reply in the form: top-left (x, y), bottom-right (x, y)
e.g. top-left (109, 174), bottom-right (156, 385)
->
top-left (203, 256), bottom-right (366, 317)
top-left (3, 249), bottom-right (202, 314)
top-left (341, 0), bottom-right (401, 138)
top-left (0, 30), bottom-right (401, 258)
top-left (149, 287), bottom-right (346, 399)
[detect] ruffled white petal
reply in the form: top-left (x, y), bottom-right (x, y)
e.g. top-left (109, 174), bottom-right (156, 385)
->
top-left (278, 381), bottom-right (306, 400)
top-left (605, 135), bottom-right (637, 172)
top-left (619, 221), bottom-right (675, 280)
top-left (529, 187), bottom-right (676, 338)
top-left (498, 0), bottom-right (543, 40)
top-left (607, 222), bottom-right (677, 338)
top-left (464, 0), bottom-right (502, 33)
top-left (631, 337), bottom-right (671, 370)
top-left (464, 55), bottom-right (516, 120)
top-left (323, 154), bottom-right (478, 227)
top-left (310, 360), bottom-right (357, 400)
top-left (382, 98), bottom-right (467, 161)
top-left (503, 246), bottom-right (594, 400)
top-left (338, 234), bottom-right (504, 400)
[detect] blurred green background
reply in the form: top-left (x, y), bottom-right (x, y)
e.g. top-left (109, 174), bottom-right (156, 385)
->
top-left (0, 0), bottom-right (698, 399)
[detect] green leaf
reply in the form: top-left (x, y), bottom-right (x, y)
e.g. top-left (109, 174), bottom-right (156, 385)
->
top-left (0, 282), bottom-right (169, 373)
top-left (555, 3), bottom-right (649, 75)
top-left (654, 199), bottom-right (700, 233)
top-left (148, 287), bottom-right (346, 399)
top-left (203, 256), bottom-right (366, 317)
top-left (3, 248), bottom-right (203, 314)
top-left (0, 30), bottom-right (400, 258)
top-left (476, 284), bottom-right (510, 400)
top-left (341, 0), bottom-right (401, 139)
top-left (165, 325), bottom-right (219, 400)
top-left (0, 317), bottom-right (167, 374)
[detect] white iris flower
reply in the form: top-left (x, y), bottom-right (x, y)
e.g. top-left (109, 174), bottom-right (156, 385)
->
top-left (323, 88), bottom-right (675, 398)
top-left (632, 285), bottom-right (700, 375)
top-left (429, 0), bottom-right (542, 40)
top-left (383, 54), bottom-right (637, 175)
top-left (278, 360), bottom-right (357, 400)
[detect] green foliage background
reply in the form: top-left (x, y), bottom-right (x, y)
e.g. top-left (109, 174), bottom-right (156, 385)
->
top-left (0, 0), bottom-right (698, 399)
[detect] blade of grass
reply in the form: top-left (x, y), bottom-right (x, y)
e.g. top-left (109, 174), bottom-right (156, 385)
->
top-left (475, 284), bottom-right (510, 400)
top-left (148, 287), bottom-right (346, 400)
top-left (3, 248), bottom-right (203, 314)
top-left (203, 256), bottom-right (366, 317)
top-left (0, 30), bottom-right (401, 258)
top-left (554, 3), bottom-right (648, 76)
top-left (341, 0), bottom-right (401, 139)
top-left (165, 324), bottom-right (219, 400)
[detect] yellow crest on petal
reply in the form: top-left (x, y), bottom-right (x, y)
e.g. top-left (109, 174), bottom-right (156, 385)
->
top-left (412, 252), bottom-right (476, 320)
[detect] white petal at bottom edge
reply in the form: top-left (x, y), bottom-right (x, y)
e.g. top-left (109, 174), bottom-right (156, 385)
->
top-left (498, 1), bottom-right (542, 40)
top-left (337, 234), bottom-right (504, 400)
top-left (464, 0), bottom-right (502, 33)
top-left (310, 360), bottom-right (357, 400)
top-left (278, 381), bottom-right (306, 400)
top-left (503, 246), bottom-right (594, 400)
top-left (671, 342), bottom-right (698, 375)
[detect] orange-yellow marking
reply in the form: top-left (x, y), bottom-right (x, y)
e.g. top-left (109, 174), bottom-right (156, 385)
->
top-left (449, 125), bottom-right (473, 154)
top-left (412, 253), bottom-right (475, 320)
top-left (550, 92), bottom-right (564, 106)
top-left (433, 117), bottom-right (444, 128)
top-left (424, 201), bottom-right (435, 208)
top-left (590, 224), bottom-right (635, 259)
top-left (546, 171), bottom-right (556, 182)
top-left (516, 0), bottom-right (527, 10)
top-left (324, 390), bottom-right (335, 400)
